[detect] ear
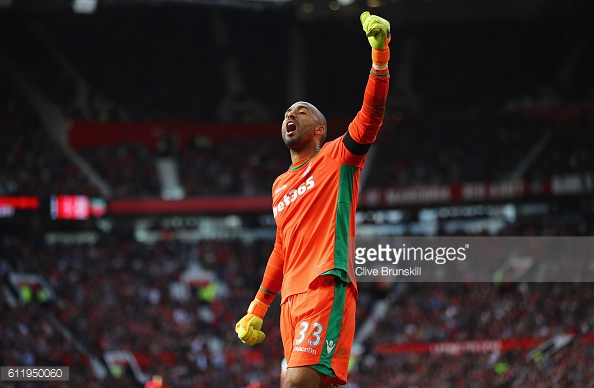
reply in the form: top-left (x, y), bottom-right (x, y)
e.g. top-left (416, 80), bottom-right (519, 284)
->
top-left (314, 124), bottom-right (328, 148)
top-left (314, 124), bottom-right (325, 137)
top-left (315, 124), bottom-right (327, 146)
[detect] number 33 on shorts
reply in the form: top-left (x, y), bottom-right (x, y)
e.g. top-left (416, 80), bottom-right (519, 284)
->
top-left (295, 321), bottom-right (324, 347)
top-left (293, 320), bottom-right (341, 358)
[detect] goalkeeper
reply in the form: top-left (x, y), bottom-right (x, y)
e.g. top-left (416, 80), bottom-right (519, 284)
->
top-left (236, 11), bottom-right (391, 388)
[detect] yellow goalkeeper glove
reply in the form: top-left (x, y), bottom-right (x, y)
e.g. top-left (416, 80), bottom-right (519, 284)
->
top-left (235, 287), bottom-right (276, 346)
top-left (360, 11), bottom-right (391, 65)
top-left (235, 314), bottom-right (265, 346)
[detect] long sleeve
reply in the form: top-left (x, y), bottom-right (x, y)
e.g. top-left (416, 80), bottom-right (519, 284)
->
top-left (347, 67), bottom-right (390, 145)
top-left (260, 230), bottom-right (284, 294)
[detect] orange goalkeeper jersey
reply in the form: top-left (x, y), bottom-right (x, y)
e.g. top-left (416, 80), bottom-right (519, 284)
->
top-left (262, 68), bottom-right (389, 302)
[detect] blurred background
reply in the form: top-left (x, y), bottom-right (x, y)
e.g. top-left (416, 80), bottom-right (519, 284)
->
top-left (1, 0), bottom-right (593, 386)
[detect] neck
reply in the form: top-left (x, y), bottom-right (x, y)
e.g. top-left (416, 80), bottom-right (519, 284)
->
top-left (289, 143), bottom-right (319, 165)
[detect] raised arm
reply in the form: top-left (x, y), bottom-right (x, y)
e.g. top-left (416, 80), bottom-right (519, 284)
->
top-left (343, 12), bottom-right (391, 155)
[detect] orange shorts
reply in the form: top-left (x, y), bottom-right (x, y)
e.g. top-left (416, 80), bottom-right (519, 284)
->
top-left (280, 275), bottom-right (356, 386)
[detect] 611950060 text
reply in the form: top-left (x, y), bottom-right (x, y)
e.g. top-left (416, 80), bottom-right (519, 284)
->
top-left (1, 367), bottom-right (69, 381)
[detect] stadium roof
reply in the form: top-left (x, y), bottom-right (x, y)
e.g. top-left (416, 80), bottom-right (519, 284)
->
top-left (3, 0), bottom-right (592, 24)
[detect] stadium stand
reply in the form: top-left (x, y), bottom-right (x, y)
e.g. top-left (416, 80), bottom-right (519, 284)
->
top-left (1, 231), bottom-right (284, 387)
top-left (2, 222), bottom-right (593, 387)
top-left (176, 136), bottom-right (287, 197)
top-left (78, 143), bottom-right (160, 198)
top-left (0, 96), bottom-right (99, 198)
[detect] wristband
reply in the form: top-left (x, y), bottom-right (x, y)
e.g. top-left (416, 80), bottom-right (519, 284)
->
top-left (247, 286), bottom-right (277, 318)
top-left (372, 47), bottom-right (390, 66)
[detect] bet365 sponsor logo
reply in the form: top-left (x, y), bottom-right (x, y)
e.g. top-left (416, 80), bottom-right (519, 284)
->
top-left (273, 176), bottom-right (315, 217)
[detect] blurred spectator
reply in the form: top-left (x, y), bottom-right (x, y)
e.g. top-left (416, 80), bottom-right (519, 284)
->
top-left (145, 374), bottom-right (165, 388)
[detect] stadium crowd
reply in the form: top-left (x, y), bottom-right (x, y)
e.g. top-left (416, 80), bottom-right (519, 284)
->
top-left (1, 4), bottom-right (593, 199)
top-left (1, 103), bottom-right (592, 200)
top-left (1, 233), bottom-right (284, 387)
top-left (0, 97), bottom-right (99, 198)
top-left (349, 281), bottom-right (594, 388)
top-left (176, 136), bottom-right (287, 197)
top-left (367, 111), bottom-right (548, 187)
top-left (2, 223), bottom-right (594, 387)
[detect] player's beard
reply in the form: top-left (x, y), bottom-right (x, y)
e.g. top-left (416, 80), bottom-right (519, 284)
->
top-left (283, 124), bottom-right (314, 150)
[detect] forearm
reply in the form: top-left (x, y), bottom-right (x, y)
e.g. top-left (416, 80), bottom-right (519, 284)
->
top-left (260, 248), bottom-right (283, 295)
top-left (235, 240), bottom-right (284, 346)
top-left (242, 243), bottom-right (283, 319)
top-left (348, 68), bottom-right (390, 145)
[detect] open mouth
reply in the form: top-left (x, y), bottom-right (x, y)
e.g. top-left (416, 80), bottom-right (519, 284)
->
top-left (286, 121), bottom-right (297, 135)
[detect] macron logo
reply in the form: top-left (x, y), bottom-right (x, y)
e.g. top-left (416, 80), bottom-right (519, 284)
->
top-left (302, 163), bottom-right (311, 177)
top-left (326, 339), bottom-right (336, 354)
